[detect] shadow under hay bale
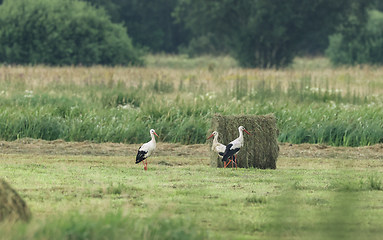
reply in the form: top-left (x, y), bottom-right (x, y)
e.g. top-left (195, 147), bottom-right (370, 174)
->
top-left (0, 179), bottom-right (31, 222)
top-left (209, 114), bottom-right (279, 169)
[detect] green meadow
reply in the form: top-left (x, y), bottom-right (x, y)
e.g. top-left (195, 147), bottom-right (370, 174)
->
top-left (1, 154), bottom-right (383, 240)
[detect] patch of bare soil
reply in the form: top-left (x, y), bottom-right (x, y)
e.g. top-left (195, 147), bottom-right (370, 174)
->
top-left (0, 138), bottom-right (208, 157)
top-left (1, 138), bottom-right (383, 159)
top-left (279, 142), bottom-right (383, 160)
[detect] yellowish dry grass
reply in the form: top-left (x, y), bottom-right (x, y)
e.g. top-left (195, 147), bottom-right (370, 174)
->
top-left (2, 56), bottom-right (383, 96)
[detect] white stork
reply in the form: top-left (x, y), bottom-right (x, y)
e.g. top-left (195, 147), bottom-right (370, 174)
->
top-left (222, 126), bottom-right (251, 169)
top-left (135, 129), bottom-right (159, 170)
top-left (207, 131), bottom-right (227, 157)
top-left (207, 131), bottom-right (233, 167)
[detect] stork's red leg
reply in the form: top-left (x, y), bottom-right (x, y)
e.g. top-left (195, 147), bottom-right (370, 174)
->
top-left (143, 160), bottom-right (147, 171)
top-left (224, 159), bottom-right (232, 168)
top-left (224, 160), bottom-right (228, 168)
top-left (235, 155), bottom-right (237, 170)
top-left (224, 160), bottom-right (230, 168)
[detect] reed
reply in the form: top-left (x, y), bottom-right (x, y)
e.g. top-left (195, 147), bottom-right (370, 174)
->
top-left (1, 56), bottom-right (383, 146)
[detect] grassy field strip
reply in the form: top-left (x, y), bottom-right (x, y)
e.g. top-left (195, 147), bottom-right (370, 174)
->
top-left (2, 62), bottom-right (383, 146)
top-left (3, 153), bottom-right (383, 169)
top-left (278, 157), bottom-right (383, 171)
top-left (1, 154), bottom-right (383, 239)
top-left (2, 63), bottom-right (383, 93)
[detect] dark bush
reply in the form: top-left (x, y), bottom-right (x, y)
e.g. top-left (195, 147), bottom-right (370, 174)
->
top-left (175, 0), bottom-right (374, 68)
top-left (0, 0), bottom-right (144, 66)
top-left (326, 10), bottom-right (383, 65)
top-left (178, 33), bottom-right (228, 57)
top-left (83, 0), bottom-right (191, 53)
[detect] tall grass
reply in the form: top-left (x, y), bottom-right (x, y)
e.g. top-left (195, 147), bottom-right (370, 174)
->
top-left (1, 58), bottom-right (383, 146)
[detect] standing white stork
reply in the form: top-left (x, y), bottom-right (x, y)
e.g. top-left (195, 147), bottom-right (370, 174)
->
top-left (207, 131), bottom-right (226, 156)
top-left (135, 129), bottom-right (159, 171)
top-left (222, 126), bottom-right (251, 169)
top-left (207, 131), bottom-right (233, 167)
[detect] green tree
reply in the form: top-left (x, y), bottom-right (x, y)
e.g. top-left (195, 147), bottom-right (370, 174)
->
top-left (80, 0), bottom-right (120, 23)
top-left (0, 0), bottom-right (144, 66)
top-left (375, 0), bottom-right (383, 11)
top-left (326, 10), bottom-right (383, 65)
top-left (174, 0), bottom-right (374, 68)
top-left (83, 0), bottom-right (191, 53)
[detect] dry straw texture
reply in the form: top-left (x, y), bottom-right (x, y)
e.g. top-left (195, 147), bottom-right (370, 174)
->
top-left (209, 114), bottom-right (279, 169)
top-left (0, 179), bottom-right (31, 222)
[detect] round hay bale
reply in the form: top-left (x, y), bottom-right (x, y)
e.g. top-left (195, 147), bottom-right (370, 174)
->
top-left (0, 179), bottom-right (31, 222)
top-left (208, 113), bottom-right (279, 169)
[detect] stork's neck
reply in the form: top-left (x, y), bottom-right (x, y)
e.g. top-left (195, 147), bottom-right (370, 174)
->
top-left (150, 132), bottom-right (157, 144)
top-left (237, 129), bottom-right (244, 142)
top-left (213, 134), bottom-right (219, 144)
top-left (212, 134), bottom-right (219, 148)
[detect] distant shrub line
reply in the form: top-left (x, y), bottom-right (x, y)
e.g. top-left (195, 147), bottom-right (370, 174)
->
top-left (0, 0), bottom-right (144, 66)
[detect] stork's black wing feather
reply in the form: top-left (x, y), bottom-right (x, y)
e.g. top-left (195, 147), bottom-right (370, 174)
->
top-left (135, 146), bottom-right (147, 164)
top-left (222, 143), bottom-right (233, 162)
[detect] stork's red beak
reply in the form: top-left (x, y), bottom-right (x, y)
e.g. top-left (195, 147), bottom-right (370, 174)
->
top-left (207, 134), bottom-right (214, 140)
top-left (154, 132), bottom-right (159, 137)
top-left (244, 129), bottom-right (251, 135)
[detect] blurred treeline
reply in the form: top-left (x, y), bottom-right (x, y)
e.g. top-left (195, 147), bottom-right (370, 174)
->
top-left (1, 0), bottom-right (383, 68)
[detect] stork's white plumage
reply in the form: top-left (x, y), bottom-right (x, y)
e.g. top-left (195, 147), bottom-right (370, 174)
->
top-left (222, 126), bottom-right (251, 169)
top-left (136, 129), bottom-right (159, 170)
top-left (207, 131), bottom-right (226, 157)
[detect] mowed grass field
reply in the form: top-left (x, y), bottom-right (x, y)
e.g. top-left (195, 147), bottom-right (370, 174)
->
top-left (1, 152), bottom-right (383, 240)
